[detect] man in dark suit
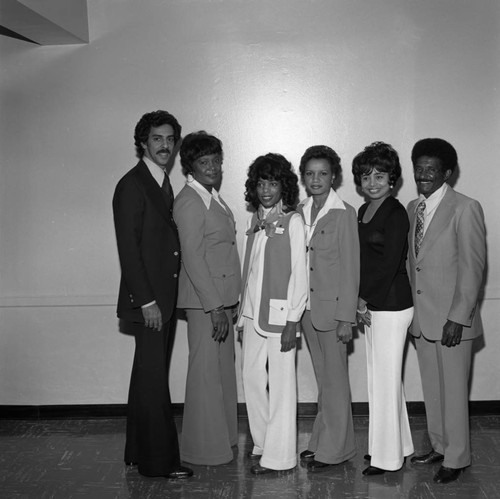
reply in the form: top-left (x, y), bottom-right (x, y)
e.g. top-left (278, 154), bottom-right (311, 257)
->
top-left (407, 138), bottom-right (486, 484)
top-left (113, 110), bottom-right (192, 479)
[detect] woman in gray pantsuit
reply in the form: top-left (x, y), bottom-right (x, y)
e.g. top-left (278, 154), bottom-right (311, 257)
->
top-left (296, 145), bottom-right (360, 472)
top-left (173, 131), bottom-right (241, 465)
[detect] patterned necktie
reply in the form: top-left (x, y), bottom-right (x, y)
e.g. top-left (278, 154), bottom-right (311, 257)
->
top-left (414, 201), bottom-right (426, 256)
top-left (161, 172), bottom-right (173, 201)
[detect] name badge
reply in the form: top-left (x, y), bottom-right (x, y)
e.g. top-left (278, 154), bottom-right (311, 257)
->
top-left (275, 227), bottom-right (285, 235)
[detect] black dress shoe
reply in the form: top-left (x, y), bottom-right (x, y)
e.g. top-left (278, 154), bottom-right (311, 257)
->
top-left (433, 465), bottom-right (464, 484)
top-left (307, 460), bottom-right (334, 472)
top-left (364, 454), bottom-right (371, 462)
top-left (250, 463), bottom-right (293, 475)
top-left (411, 450), bottom-right (444, 465)
top-left (300, 449), bottom-right (315, 461)
top-left (250, 463), bottom-right (275, 475)
top-left (165, 466), bottom-right (193, 479)
top-left (362, 465), bottom-right (385, 476)
top-left (247, 451), bottom-right (262, 460)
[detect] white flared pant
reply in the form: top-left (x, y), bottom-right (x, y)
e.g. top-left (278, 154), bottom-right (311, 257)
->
top-left (365, 308), bottom-right (414, 470)
top-left (241, 318), bottom-right (297, 470)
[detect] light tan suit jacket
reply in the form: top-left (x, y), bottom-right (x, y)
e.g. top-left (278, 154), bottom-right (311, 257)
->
top-left (173, 184), bottom-right (241, 312)
top-left (297, 201), bottom-right (360, 331)
top-left (407, 186), bottom-right (486, 340)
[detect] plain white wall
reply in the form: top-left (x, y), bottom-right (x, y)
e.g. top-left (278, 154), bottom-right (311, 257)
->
top-left (0, 0), bottom-right (498, 405)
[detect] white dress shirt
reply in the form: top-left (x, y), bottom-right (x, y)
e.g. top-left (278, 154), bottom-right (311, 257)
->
top-left (143, 156), bottom-right (167, 187)
top-left (185, 174), bottom-right (227, 211)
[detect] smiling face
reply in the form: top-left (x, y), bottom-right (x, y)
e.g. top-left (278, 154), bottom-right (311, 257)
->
top-left (360, 168), bottom-right (391, 202)
top-left (303, 158), bottom-right (334, 199)
top-left (191, 153), bottom-right (222, 192)
top-left (256, 178), bottom-right (282, 208)
top-left (141, 124), bottom-right (175, 168)
top-left (413, 156), bottom-right (451, 198)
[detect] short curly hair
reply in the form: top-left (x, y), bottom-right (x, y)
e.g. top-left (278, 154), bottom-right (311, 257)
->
top-left (134, 110), bottom-right (182, 158)
top-left (411, 138), bottom-right (458, 174)
top-left (299, 145), bottom-right (342, 181)
top-left (351, 141), bottom-right (402, 187)
top-left (245, 153), bottom-right (299, 211)
top-left (179, 131), bottom-right (223, 176)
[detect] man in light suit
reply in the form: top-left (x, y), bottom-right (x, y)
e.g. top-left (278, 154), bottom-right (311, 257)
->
top-left (113, 110), bottom-right (192, 479)
top-left (407, 138), bottom-right (486, 484)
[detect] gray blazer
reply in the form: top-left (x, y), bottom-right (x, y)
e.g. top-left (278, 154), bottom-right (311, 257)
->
top-left (297, 202), bottom-right (360, 331)
top-left (173, 184), bottom-right (241, 312)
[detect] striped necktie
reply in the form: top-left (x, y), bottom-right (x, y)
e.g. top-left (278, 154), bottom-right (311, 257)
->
top-left (414, 201), bottom-right (426, 256)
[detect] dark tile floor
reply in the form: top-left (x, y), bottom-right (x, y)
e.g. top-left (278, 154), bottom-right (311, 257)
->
top-left (1, 415), bottom-right (499, 498)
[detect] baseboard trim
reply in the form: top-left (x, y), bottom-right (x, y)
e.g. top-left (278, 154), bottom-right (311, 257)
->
top-left (1, 401), bottom-right (500, 420)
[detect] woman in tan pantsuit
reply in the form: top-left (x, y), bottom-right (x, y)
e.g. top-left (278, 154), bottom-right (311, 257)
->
top-left (173, 131), bottom-right (241, 465)
top-left (296, 145), bottom-right (360, 472)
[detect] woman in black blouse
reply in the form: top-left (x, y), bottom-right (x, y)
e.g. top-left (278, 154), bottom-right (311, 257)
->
top-left (352, 142), bottom-right (414, 476)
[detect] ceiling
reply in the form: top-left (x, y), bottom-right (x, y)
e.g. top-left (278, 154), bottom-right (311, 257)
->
top-left (0, 0), bottom-right (88, 45)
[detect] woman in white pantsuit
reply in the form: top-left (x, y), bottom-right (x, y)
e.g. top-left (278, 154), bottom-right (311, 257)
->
top-left (352, 142), bottom-right (414, 475)
top-left (239, 153), bottom-right (307, 475)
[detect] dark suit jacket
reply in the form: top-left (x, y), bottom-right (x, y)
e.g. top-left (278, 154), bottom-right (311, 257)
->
top-left (113, 160), bottom-right (181, 325)
top-left (407, 186), bottom-right (486, 341)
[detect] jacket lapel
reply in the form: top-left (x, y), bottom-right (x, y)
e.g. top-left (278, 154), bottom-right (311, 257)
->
top-left (417, 187), bottom-right (456, 260)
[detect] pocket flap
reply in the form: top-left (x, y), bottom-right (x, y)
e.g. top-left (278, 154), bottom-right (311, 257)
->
top-left (269, 298), bottom-right (287, 326)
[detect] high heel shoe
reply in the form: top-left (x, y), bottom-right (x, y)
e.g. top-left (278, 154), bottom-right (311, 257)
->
top-left (362, 465), bottom-right (385, 476)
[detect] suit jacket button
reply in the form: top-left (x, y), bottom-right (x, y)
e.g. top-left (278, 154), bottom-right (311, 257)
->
top-left (222, 274), bottom-right (226, 278)
top-left (417, 290), bottom-right (421, 294)
top-left (173, 274), bottom-right (178, 278)
top-left (310, 288), bottom-right (314, 292)
top-left (174, 251), bottom-right (179, 256)
top-left (416, 267), bottom-right (421, 272)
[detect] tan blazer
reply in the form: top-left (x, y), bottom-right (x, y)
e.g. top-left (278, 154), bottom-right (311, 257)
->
top-left (407, 186), bottom-right (486, 341)
top-left (297, 202), bottom-right (360, 331)
top-left (173, 184), bottom-right (241, 312)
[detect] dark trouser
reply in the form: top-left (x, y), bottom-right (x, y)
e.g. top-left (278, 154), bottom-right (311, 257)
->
top-left (124, 320), bottom-right (180, 476)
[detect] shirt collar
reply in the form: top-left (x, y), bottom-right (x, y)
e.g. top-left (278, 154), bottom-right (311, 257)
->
top-left (300, 188), bottom-right (345, 217)
top-left (142, 156), bottom-right (166, 187)
top-left (186, 174), bottom-right (222, 210)
top-left (416, 182), bottom-right (448, 213)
